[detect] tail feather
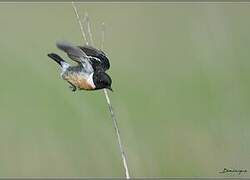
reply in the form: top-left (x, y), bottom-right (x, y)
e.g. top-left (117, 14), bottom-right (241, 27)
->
top-left (48, 53), bottom-right (65, 67)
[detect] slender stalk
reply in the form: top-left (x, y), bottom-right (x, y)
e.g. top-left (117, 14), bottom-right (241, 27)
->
top-left (103, 88), bottom-right (130, 179)
top-left (85, 13), bottom-right (94, 46)
top-left (72, 2), bottom-right (88, 45)
top-left (71, 2), bottom-right (131, 179)
top-left (100, 22), bottom-right (105, 50)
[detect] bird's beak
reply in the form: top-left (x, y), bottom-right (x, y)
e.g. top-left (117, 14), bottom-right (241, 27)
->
top-left (107, 86), bottom-right (113, 92)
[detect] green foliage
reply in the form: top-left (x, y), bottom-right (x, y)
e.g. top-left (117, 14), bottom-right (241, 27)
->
top-left (0, 3), bottom-right (249, 177)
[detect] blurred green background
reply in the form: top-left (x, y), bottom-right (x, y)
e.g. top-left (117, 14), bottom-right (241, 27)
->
top-left (0, 2), bottom-right (250, 177)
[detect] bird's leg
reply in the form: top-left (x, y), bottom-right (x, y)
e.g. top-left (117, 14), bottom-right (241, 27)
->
top-left (69, 85), bottom-right (77, 92)
top-left (67, 81), bottom-right (77, 92)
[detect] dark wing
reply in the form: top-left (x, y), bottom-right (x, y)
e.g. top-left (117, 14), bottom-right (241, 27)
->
top-left (56, 41), bottom-right (93, 74)
top-left (78, 45), bottom-right (110, 71)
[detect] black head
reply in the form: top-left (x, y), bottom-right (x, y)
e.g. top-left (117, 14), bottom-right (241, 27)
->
top-left (93, 71), bottom-right (113, 91)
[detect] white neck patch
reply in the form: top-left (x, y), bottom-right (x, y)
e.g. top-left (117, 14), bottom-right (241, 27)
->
top-left (87, 72), bottom-right (96, 89)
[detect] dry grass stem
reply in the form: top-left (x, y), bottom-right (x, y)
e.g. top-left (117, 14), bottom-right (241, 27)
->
top-left (71, 2), bottom-right (131, 179)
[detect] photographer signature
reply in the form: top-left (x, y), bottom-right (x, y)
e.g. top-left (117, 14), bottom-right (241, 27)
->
top-left (219, 168), bottom-right (247, 175)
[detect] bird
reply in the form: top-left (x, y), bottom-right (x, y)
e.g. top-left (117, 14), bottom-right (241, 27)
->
top-left (47, 41), bottom-right (113, 92)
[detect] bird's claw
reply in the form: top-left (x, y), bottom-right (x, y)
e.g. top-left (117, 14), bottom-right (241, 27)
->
top-left (69, 85), bottom-right (76, 92)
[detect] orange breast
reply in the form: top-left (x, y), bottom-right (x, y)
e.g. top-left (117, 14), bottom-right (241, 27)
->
top-left (63, 73), bottom-right (94, 90)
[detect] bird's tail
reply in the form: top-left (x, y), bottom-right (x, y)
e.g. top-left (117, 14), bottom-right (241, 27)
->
top-left (47, 53), bottom-right (66, 67)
